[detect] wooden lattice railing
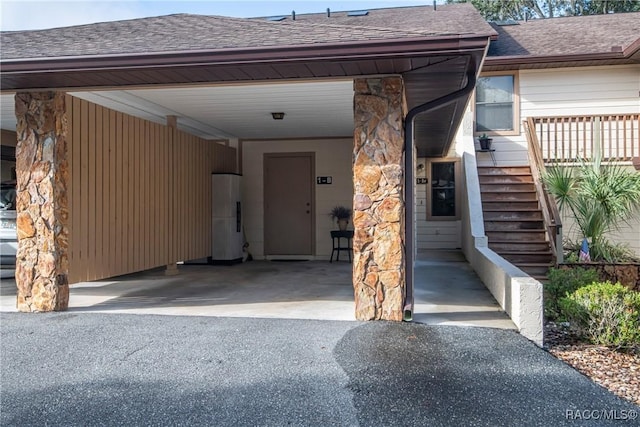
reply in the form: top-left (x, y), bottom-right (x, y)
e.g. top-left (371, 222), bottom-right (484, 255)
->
top-left (529, 113), bottom-right (639, 163)
top-left (524, 118), bottom-right (563, 264)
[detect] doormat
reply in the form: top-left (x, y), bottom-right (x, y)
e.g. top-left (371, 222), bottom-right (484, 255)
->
top-left (270, 259), bottom-right (309, 262)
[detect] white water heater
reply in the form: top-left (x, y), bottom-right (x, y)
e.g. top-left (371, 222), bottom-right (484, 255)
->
top-left (211, 173), bottom-right (243, 264)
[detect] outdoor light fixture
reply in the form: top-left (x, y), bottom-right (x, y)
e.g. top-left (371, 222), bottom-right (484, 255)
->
top-left (271, 112), bottom-right (285, 120)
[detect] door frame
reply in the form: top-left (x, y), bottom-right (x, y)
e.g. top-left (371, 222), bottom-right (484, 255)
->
top-left (263, 152), bottom-right (316, 256)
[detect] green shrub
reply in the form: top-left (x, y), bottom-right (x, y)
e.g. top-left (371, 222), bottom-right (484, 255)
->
top-left (545, 267), bottom-right (599, 320)
top-left (559, 281), bottom-right (640, 348)
top-left (543, 154), bottom-right (640, 263)
top-left (564, 239), bottom-right (638, 263)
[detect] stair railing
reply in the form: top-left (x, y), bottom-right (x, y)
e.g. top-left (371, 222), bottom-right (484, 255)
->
top-left (530, 113), bottom-right (639, 163)
top-left (524, 118), bottom-right (563, 265)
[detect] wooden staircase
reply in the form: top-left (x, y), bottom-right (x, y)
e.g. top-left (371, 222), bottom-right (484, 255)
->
top-left (478, 166), bottom-right (553, 280)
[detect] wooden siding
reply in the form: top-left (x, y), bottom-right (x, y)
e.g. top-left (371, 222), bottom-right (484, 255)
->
top-left (66, 95), bottom-right (236, 283)
top-left (477, 64), bottom-right (640, 167)
top-left (473, 65), bottom-right (640, 257)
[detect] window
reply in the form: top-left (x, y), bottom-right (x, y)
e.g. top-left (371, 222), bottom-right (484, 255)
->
top-left (426, 160), bottom-right (460, 220)
top-left (475, 73), bottom-right (518, 134)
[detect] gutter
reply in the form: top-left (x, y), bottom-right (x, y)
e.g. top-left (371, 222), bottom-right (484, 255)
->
top-left (484, 49), bottom-right (640, 68)
top-left (0, 35), bottom-right (493, 73)
top-left (402, 56), bottom-right (477, 321)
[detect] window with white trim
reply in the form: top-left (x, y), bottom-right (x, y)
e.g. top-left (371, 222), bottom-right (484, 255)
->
top-left (475, 75), bottom-right (516, 133)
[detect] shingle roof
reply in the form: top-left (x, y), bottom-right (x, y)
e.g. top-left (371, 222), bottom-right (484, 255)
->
top-left (1, 3), bottom-right (494, 60)
top-left (487, 12), bottom-right (640, 58)
top-left (264, 4), bottom-right (496, 38)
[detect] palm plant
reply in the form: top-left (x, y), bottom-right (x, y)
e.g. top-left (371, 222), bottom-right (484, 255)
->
top-left (543, 150), bottom-right (640, 262)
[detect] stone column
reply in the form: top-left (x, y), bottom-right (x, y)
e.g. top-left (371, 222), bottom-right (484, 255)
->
top-left (14, 92), bottom-right (69, 312)
top-left (352, 77), bottom-right (406, 321)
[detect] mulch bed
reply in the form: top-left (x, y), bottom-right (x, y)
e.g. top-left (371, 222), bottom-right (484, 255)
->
top-left (544, 322), bottom-right (640, 406)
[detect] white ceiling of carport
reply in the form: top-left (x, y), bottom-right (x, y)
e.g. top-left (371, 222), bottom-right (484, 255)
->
top-left (0, 79), bottom-right (355, 141)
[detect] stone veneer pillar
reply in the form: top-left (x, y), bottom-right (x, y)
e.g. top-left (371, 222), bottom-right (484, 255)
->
top-left (352, 77), bottom-right (406, 321)
top-left (14, 92), bottom-right (70, 312)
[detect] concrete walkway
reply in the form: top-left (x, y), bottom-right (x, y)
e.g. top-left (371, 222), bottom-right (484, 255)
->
top-left (1, 251), bottom-right (514, 330)
top-left (413, 250), bottom-right (515, 329)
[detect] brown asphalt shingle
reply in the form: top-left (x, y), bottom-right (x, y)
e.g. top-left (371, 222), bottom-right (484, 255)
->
top-left (2, 3), bottom-right (636, 63)
top-left (268, 4), bottom-right (496, 38)
top-left (0, 4), bottom-right (493, 60)
top-left (487, 12), bottom-right (640, 58)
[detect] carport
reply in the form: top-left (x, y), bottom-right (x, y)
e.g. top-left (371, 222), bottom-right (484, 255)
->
top-left (1, 255), bottom-right (515, 330)
top-left (0, 5), bottom-right (494, 320)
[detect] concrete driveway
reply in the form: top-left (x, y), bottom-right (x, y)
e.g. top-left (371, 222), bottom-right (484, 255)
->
top-left (1, 251), bottom-right (515, 330)
top-left (2, 313), bottom-right (637, 426)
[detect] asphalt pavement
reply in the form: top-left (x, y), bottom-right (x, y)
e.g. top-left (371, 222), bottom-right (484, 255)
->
top-left (1, 313), bottom-right (638, 426)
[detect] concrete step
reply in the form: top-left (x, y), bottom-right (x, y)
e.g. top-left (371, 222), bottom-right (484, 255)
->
top-left (479, 174), bottom-right (534, 184)
top-left (486, 230), bottom-right (547, 241)
top-left (477, 166), bottom-right (532, 176)
top-left (484, 210), bottom-right (543, 221)
top-left (480, 183), bottom-right (536, 192)
top-left (484, 219), bottom-right (545, 231)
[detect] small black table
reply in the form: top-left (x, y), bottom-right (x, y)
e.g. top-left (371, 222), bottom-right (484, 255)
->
top-left (476, 148), bottom-right (496, 166)
top-left (330, 230), bottom-right (354, 263)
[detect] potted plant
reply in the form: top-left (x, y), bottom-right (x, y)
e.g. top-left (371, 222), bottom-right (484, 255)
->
top-left (329, 206), bottom-right (352, 231)
top-left (478, 133), bottom-right (493, 150)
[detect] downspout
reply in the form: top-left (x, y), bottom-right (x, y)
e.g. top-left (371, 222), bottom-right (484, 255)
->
top-left (403, 57), bottom-right (477, 321)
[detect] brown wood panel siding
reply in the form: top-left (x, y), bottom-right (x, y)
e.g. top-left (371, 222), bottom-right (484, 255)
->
top-left (87, 102), bottom-right (96, 280)
top-left (126, 116), bottom-right (134, 273)
top-left (161, 126), bottom-right (166, 261)
top-left (68, 94), bottom-right (79, 283)
top-left (136, 120), bottom-right (143, 266)
top-left (79, 100), bottom-right (89, 279)
top-left (114, 112), bottom-right (123, 275)
top-left (108, 109), bottom-right (117, 275)
top-left (66, 96), bottom-right (233, 283)
top-left (170, 130), bottom-right (175, 262)
top-left (151, 121), bottom-right (157, 267)
top-left (94, 101), bottom-right (104, 280)
top-left (212, 143), bottom-right (238, 173)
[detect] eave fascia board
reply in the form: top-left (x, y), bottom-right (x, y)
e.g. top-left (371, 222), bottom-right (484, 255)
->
top-left (0, 35), bottom-right (493, 73)
top-left (622, 37), bottom-right (640, 58)
top-left (484, 48), bottom-right (640, 67)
